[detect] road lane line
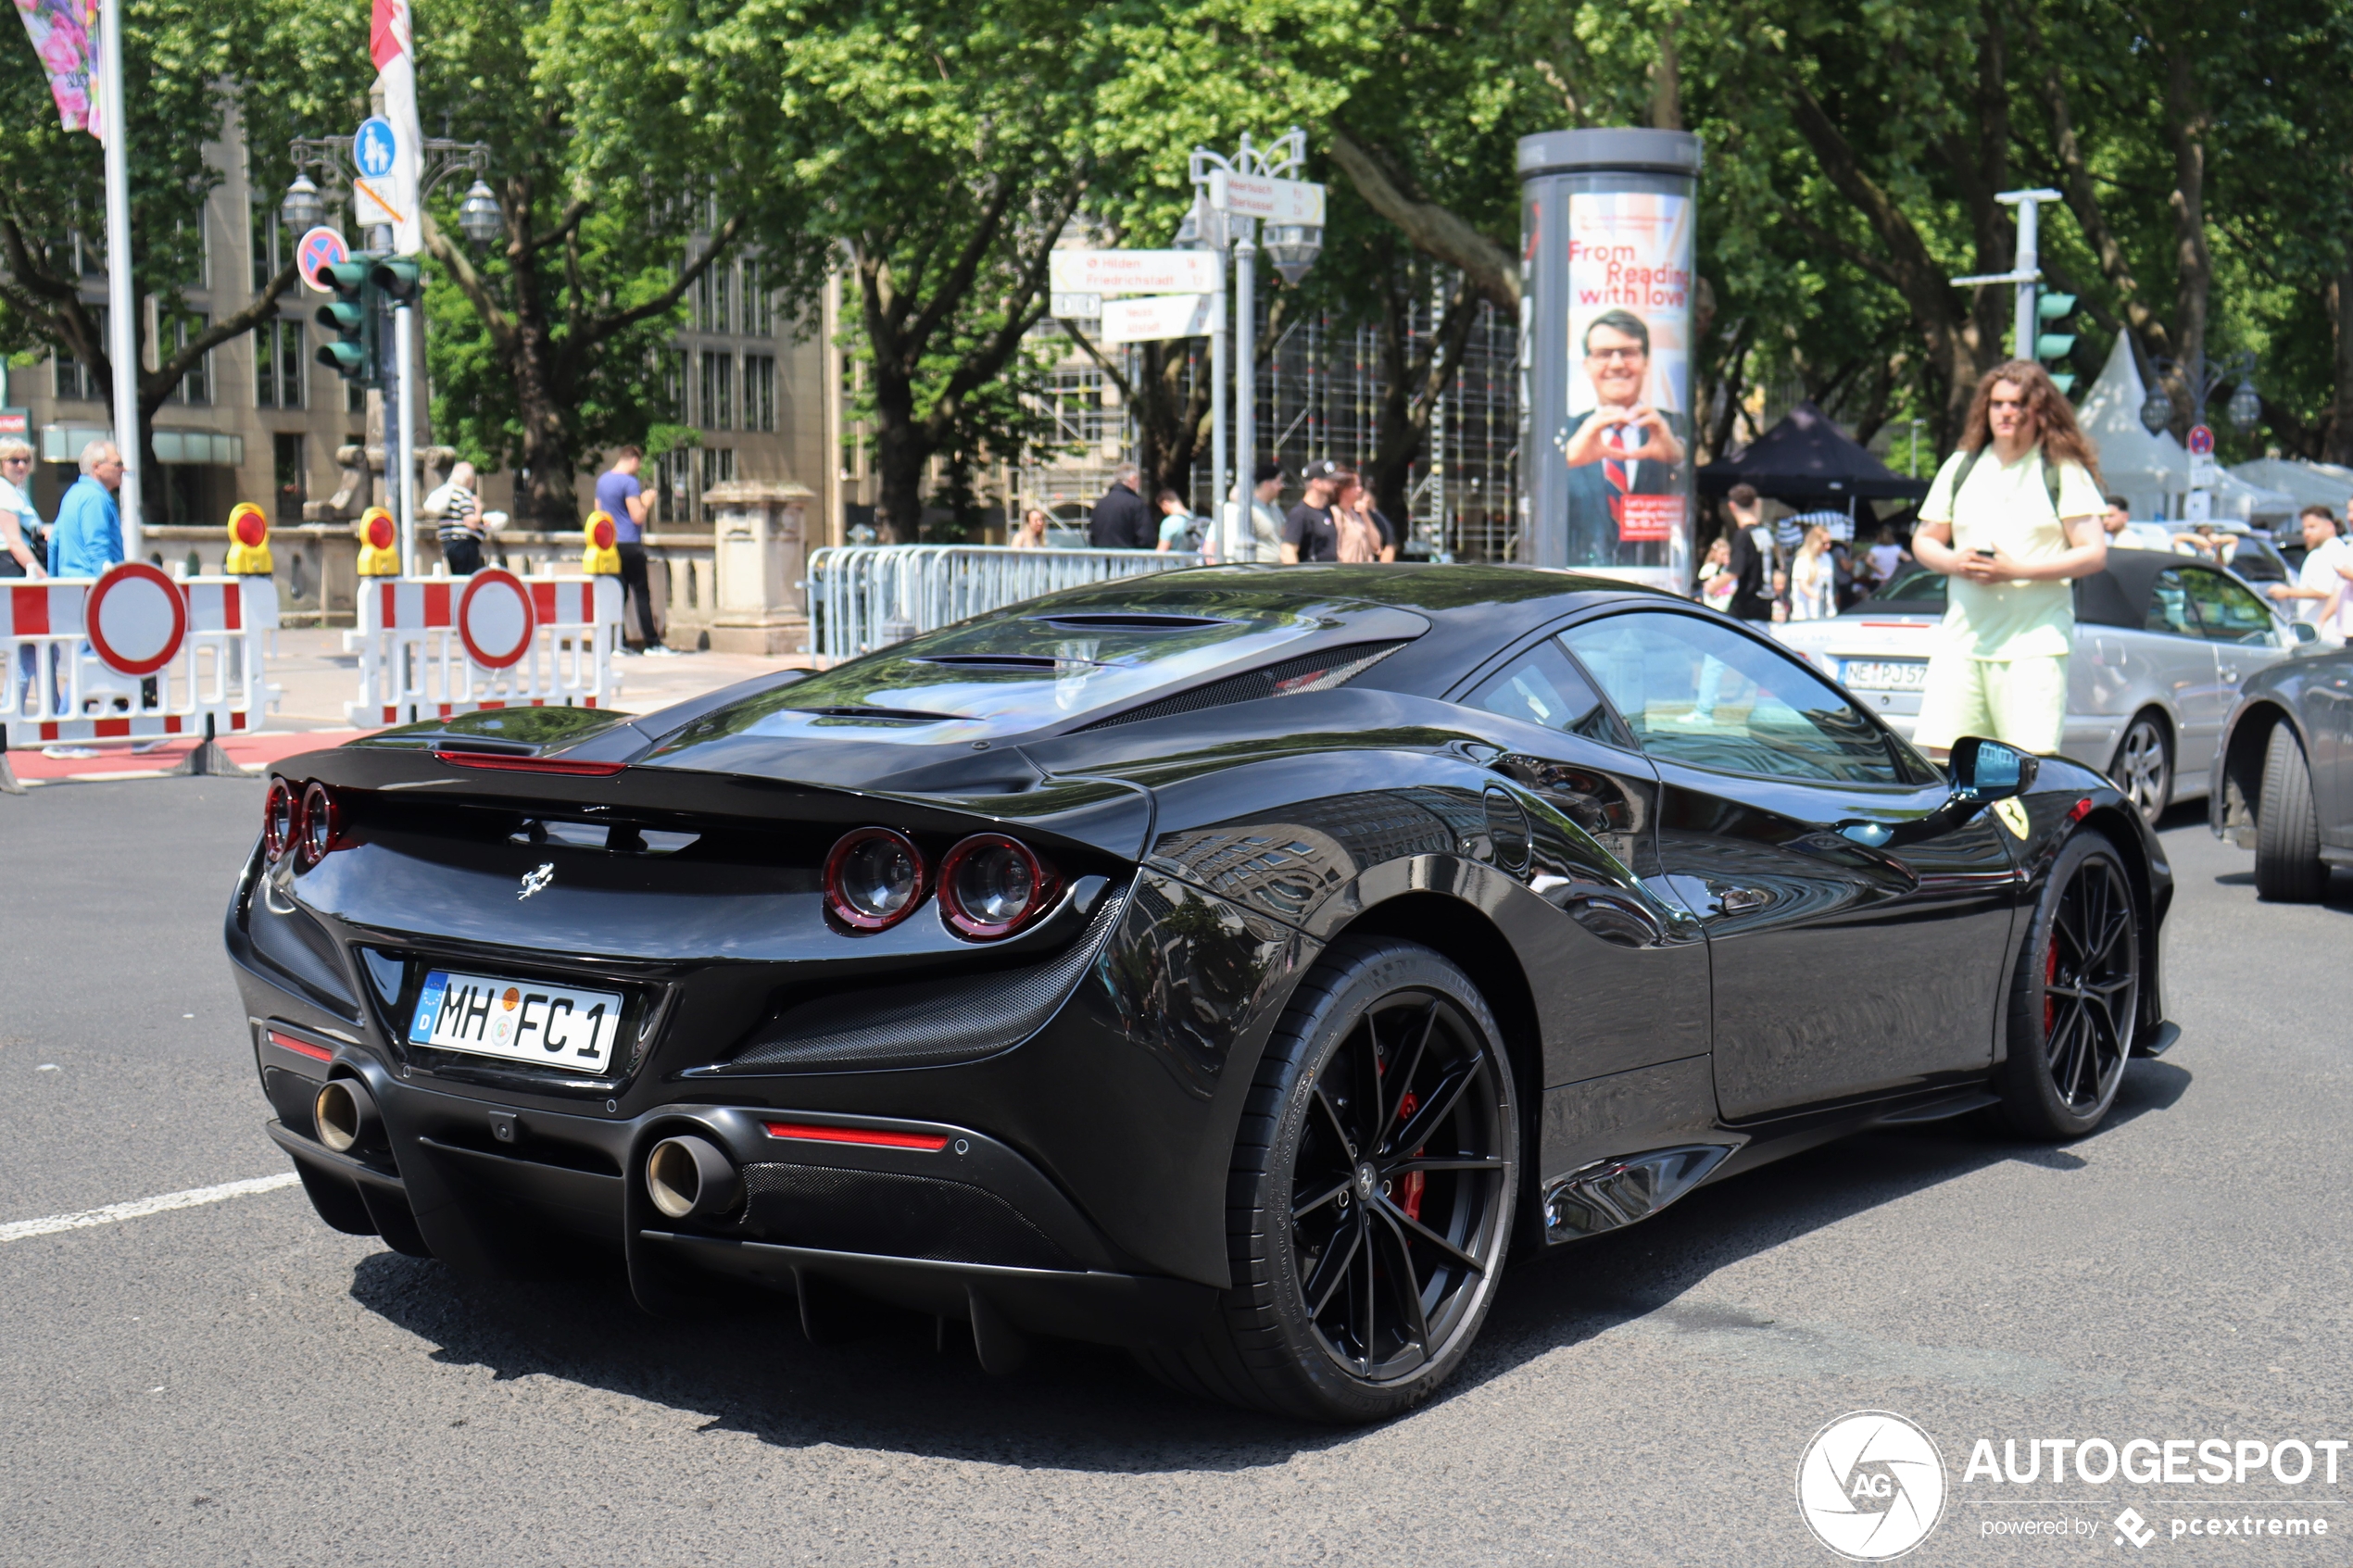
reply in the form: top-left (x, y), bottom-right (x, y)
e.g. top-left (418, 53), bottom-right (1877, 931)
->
top-left (0, 1173), bottom-right (300, 1243)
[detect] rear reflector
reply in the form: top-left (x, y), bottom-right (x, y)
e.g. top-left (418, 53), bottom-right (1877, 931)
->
top-left (2069, 797), bottom-right (2095, 822)
top-left (433, 749), bottom-right (627, 776)
top-left (267, 1029), bottom-right (334, 1062)
top-left (761, 1120), bottom-right (950, 1152)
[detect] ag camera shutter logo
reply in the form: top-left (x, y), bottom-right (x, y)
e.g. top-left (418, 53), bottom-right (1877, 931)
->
top-left (1796, 1411), bottom-right (1946, 1560)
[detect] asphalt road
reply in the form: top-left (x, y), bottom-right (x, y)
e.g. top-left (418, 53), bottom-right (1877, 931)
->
top-left (5, 776), bottom-right (2349, 1566)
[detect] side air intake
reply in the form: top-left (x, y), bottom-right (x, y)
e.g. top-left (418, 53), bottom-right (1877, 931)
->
top-left (1078, 642), bottom-right (1404, 731)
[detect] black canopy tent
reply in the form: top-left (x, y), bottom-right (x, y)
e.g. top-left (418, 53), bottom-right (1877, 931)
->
top-left (1697, 400), bottom-right (1931, 508)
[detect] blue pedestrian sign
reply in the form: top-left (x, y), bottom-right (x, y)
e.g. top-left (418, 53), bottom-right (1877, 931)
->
top-left (353, 118), bottom-right (398, 182)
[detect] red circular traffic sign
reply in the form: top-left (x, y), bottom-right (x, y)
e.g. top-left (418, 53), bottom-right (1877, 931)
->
top-left (2186, 423), bottom-right (2215, 457)
top-left (457, 568), bottom-right (536, 669)
top-left (298, 226), bottom-right (349, 293)
top-left (85, 562), bottom-right (187, 676)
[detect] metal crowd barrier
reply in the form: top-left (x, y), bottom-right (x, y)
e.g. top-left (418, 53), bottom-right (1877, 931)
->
top-left (805, 546), bottom-right (1206, 664)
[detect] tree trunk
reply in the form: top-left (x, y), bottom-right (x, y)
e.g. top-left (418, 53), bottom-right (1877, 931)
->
top-left (2328, 271), bottom-right (2353, 466)
top-left (2163, 49), bottom-right (2212, 434)
top-left (1366, 270), bottom-right (1479, 526)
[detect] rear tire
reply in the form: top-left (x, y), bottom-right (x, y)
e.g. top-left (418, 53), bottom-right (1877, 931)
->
top-left (1994, 831), bottom-right (2140, 1140)
top-left (1136, 937), bottom-right (1519, 1424)
top-left (2108, 712), bottom-right (2172, 826)
top-left (2254, 723), bottom-right (2328, 903)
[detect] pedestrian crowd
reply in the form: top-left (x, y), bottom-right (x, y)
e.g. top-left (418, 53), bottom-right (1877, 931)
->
top-left (1082, 458), bottom-right (1399, 565)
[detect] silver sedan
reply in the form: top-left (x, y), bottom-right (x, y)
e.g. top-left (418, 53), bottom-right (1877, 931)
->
top-left (1773, 549), bottom-right (2316, 822)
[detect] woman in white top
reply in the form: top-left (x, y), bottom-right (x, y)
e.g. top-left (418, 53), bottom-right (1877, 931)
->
top-left (0, 438), bottom-right (44, 579)
top-left (1789, 523), bottom-right (1838, 620)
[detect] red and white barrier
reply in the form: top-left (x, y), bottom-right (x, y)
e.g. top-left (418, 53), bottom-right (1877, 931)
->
top-left (345, 568), bottom-right (623, 726)
top-left (1, 563), bottom-right (280, 746)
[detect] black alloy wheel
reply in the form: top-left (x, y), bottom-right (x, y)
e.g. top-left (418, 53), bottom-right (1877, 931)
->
top-left (2254, 722), bottom-right (2329, 902)
top-left (1139, 937), bottom-right (1519, 1423)
top-left (2109, 712), bottom-right (2171, 826)
top-left (1994, 831), bottom-right (2141, 1139)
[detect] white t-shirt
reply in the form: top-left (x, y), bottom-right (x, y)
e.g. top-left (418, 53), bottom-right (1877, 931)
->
top-left (2295, 535), bottom-right (2353, 626)
top-left (1920, 445), bottom-right (2105, 659)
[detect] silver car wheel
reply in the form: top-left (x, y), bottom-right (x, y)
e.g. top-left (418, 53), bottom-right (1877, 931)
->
top-left (2111, 715), bottom-right (2171, 824)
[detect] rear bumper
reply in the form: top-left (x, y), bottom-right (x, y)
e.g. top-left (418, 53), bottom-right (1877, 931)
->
top-left (263, 1048), bottom-right (1215, 1349)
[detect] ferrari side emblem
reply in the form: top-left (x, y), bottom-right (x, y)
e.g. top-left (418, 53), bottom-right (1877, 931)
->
top-left (1993, 798), bottom-right (2030, 839)
top-left (518, 862), bottom-right (555, 900)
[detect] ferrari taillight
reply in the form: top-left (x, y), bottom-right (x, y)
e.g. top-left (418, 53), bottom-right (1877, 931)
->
top-left (296, 781), bottom-right (344, 870)
top-left (824, 826), bottom-right (926, 931)
top-left (937, 834), bottom-right (1058, 940)
top-left (263, 779), bottom-right (296, 860)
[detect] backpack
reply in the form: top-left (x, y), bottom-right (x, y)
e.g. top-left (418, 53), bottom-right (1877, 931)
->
top-left (1949, 445), bottom-right (2065, 515)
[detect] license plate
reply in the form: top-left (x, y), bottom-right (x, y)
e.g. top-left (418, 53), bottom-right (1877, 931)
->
top-left (408, 969), bottom-right (624, 1073)
top-left (1841, 659), bottom-right (1929, 691)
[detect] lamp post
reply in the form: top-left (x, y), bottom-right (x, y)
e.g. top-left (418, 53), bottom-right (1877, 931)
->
top-left (2138, 350), bottom-right (2260, 437)
top-left (1171, 187), bottom-right (1226, 558)
top-left (284, 136), bottom-right (492, 573)
top-left (1189, 129), bottom-right (1320, 563)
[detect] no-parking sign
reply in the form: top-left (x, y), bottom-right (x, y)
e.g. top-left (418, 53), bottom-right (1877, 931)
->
top-left (297, 227), bottom-right (348, 293)
top-left (2186, 423), bottom-right (2215, 457)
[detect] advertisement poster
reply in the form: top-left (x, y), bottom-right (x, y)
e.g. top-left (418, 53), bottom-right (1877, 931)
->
top-left (1558, 191), bottom-right (1696, 574)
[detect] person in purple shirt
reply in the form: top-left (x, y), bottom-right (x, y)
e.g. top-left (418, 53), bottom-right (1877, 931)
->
top-left (593, 445), bottom-right (668, 655)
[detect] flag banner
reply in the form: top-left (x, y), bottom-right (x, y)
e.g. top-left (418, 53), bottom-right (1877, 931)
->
top-left (12, 0), bottom-right (94, 134)
top-left (371, 0), bottom-right (423, 255)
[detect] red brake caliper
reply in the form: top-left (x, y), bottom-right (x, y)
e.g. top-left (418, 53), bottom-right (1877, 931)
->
top-left (1394, 1091), bottom-right (1425, 1222)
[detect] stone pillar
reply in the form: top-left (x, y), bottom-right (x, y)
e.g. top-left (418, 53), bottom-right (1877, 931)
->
top-left (704, 478), bottom-right (815, 656)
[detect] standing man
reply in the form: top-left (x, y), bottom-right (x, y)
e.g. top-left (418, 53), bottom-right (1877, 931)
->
top-left (1911, 361), bottom-right (2108, 758)
top-left (2267, 505), bottom-right (2353, 636)
top-left (423, 460), bottom-right (484, 576)
top-left (1088, 463), bottom-right (1154, 549)
top-left (2101, 495), bottom-right (2143, 549)
top-left (1280, 459), bottom-right (1347, 563)
top-left (53, 440), bottom-right (125, 577)
top-left (595, 445), bottom-right (669, 657)
top-left (1221, 460), bottom-right (1287, 562)
top-left (1721, 483), bottom-right (1779, 623)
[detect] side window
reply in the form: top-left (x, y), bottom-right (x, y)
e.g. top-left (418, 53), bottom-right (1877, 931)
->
top-left (1468, 637), bottom-right (1628, 746)
top-left (2145, 569), bottom-right (2197, 637)
top-left (1559, 610), bottom-right (1903, 784)
top-left (2180, 569), bottom-right (2276, 646)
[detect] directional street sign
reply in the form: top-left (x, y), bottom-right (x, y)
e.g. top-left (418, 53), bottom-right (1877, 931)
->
top-left (1101, 294), bottom-right (1216, 344)
top-left (1049, 250), bottom-right (1221, 297)
top-left (1210, 170), bottom-right (1325, 223)
top-left (296, 227), bottom-right (349, 293)
top-left (354, 118), bottom-right (397, 181)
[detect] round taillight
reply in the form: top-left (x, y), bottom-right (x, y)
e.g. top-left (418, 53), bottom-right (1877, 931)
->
top-left (296, 781), bottom-right (342, 869)
top-left (263, 779), bottom-right (296, 860)
top-left (824, 827), bottom-right (925, 931)
top-left (937, 834), bottom-right (1058, 940)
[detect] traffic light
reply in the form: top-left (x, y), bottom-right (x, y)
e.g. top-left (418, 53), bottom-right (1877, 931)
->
top-left (2034, 290), bottom-right (2078, 394)
top-left (369, 257), bottom-right (422, 305)
top-left (314, 260), bottom-right (379, 388)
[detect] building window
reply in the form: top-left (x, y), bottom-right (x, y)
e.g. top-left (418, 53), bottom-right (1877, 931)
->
top-left (658, 448), bottom-right (691, 524)
top-left (250, 207), bottom-right (282, 293)
top-left (700, 349), bottom-right (733, 431)
top-left (743, 257), bottom-right (773, 337)
top-left (699, 445), bottom-right (736, 505)
top-left (53, 306), bottom-right (107, 402)
top-left (256, 317), bottom-right (304, 408)
top-left (663, 347), bottom-right (687, 425)
top-left (694, 259), bottom-right (733, 334)
top-left (167, 313), bottom-right (213, 405)
top-left (744, 353), bottom-right (775, 433)
top-left (273, 433), bottom-right (307, 521)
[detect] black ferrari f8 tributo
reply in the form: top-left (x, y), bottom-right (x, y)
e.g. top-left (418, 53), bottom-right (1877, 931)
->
top-left (228, 565), bottom-right (2174, 1422)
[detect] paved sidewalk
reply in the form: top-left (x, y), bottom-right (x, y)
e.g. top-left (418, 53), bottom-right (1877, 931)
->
top-left (6, 628), bottom-right (812, 787)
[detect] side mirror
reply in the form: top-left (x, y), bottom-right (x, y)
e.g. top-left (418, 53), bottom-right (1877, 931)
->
top-left (2290, 621), bottom-right (2319, 646)
top-left (1948, 734), bottom-right (2037, 803)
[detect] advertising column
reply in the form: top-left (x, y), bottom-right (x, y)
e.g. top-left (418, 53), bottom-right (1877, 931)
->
top-left (1517, 129), bottom-right (1702, 589)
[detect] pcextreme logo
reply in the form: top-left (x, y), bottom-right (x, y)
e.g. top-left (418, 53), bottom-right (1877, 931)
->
top-left (1797, 1411), bottom-right (1948, 1561)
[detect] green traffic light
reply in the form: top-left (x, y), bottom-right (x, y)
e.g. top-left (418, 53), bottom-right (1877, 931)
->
top-left (2036, 292), bottom-right (2076, 320)
top-left (317, 341), bottom-right (371, 377)
top-left (2035, 332), bottom-right (2077, 361)
top-left (315, 300), bottom-right (367, 333)
top-left (317, 260), bottom-right (372, 295)
top-left (369, 257), bottom-right (423, 302)
top-left (314, 257), bottom-right (380, 387)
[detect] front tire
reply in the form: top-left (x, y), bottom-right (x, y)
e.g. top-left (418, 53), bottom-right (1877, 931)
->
top-left (2108, 712), bottom-right (2172, 825)
top-left (2254, 722), bottom-right (2328, 902)
top-left (1994, 831), bottom-right (2140, 1139)
top-left (1138, 937), bottom-right (1519, 1424)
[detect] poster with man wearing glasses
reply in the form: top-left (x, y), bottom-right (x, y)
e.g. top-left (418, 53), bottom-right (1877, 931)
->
top-left (1555, 191), bottom-right (1696, 582)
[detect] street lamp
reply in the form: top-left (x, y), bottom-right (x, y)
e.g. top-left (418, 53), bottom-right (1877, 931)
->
top-left (2137, 383), bottom-right (2174, 437)
top-left (458, 179), bottom-right (503, 245)
top-left (2137, 350), bottom-right (2259, 437)
top-left (1262, 223), bottom-right (1323, 286)
top-left (280, 173), bottom-right (326, 235)
top-left (2227, 379), bottom-right (2262, 433)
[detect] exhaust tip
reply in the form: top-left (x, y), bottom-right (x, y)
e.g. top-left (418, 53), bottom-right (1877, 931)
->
top-left (314, 1078), bottom-right (381, 1154)
top-left (646, 1135), bottom-right (741, 1221)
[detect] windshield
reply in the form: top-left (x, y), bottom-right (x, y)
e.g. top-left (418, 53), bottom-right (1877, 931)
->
top-left (1869, 565), bottom-right (1947, 607)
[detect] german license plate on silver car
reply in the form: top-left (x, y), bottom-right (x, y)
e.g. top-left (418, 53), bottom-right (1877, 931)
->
top-left (1841, 659), bottom-right (1929, 691)
top-left (408, 969), bottom-right (623, 1072)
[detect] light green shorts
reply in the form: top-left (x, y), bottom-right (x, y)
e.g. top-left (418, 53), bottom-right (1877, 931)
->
top-left (1913, 652), bottom-right (2067, 754)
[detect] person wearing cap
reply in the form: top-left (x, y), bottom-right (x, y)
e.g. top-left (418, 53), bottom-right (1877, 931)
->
top-left (1281, 459), bottom-right (1347, 563)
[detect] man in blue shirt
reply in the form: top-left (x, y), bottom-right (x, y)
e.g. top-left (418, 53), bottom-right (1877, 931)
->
top-left (593, 445), bottom-right (667, 655)
top-left (53, 440), bottom-right (125, 577)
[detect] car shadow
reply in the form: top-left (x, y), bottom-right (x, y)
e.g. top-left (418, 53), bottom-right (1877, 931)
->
top-left (345, 1059), bottom-right (2192, 1466)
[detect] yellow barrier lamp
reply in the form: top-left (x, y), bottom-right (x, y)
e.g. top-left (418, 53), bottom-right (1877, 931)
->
top-left (356, 507), bottom-right (402, 576)
top-left (224, 503), bottom-right (272, 575)
top-left (583, 509), bottom-right (622, 575)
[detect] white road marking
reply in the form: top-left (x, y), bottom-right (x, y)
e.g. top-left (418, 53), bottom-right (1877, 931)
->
top-left (0, 1173), bottom-right (300, 1244)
